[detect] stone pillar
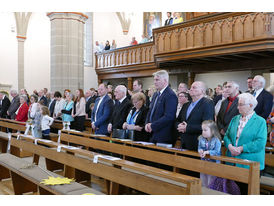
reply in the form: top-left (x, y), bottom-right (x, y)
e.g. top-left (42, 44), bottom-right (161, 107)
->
top-left (47, 12), bottom-right (88, 93)
top-left (14, 12), bottom-right (32, 90)
top-left (17, 36), bottom-right (26, 90)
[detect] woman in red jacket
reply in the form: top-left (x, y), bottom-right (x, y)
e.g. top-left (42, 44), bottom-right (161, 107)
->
top-left (15, 95), bottom-right (29, 122)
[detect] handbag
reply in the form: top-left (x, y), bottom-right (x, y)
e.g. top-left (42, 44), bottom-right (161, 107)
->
top-left (112, 129), bottom-right (127, 139)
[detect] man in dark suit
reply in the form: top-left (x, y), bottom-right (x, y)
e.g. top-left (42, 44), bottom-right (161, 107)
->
top-left (176, 81), bottom-right (214, 151)
top-left (213, 84), bottom-right (223, 105)
top-left (38, 89), bottom-right (48, 106)
top-left (131, 79), bottom-right (150, 107)
top-left (217, 81), bottom-right (240, 136)
top-left (252, 75), bottom-right (273, 119)
top-left (145, 70), bottom-right (178, 144)
top-left (48, 92), bottom-right (56, 117)
top-left (85, 89), bottom-right (98, 118)
top-left (246, 77), bottom-right (254, 93)
top-left (7, 90), bottom-right (20, 120)
top-left (91, 84), bottom-right (114, 135)
top-left (108, 85), bottom-right (132, 133)
top-left (164, 12), bottom-right (173, 26)
top-left (0, 92), bottom-right (11, 118)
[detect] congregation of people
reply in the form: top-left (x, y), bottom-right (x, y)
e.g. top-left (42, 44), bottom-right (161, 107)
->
top-left (0, 71), bottom-right (273, 194)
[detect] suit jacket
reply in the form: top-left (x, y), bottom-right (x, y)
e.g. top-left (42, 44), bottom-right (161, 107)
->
top-left (224, 113), bottom-right (267, 170)
top-left (39, 96), bottom-right (48, 106)
top-left (176, 97), bottom-right (215, 151)
top-left (49, 99), bottom-right (56, 117)
top-left (213, 94), bottom-right (222, 106)
top-left (0, 96), bottom-right (11, 118)
top-left (146, 86), bottom-right (178, 144)
top-left (110, 97), bottom-right (132, 130)
top-left (91, 95), bottom-right (114, 135)
top-left (127, 106), bottom-right (149, 141)
top-left (164, 17), bottom-right (173, 25)
top-left (86, 95), bottom-right (98, 118)
top-left (7, 95), bottom-right (20, 119)
top-left (217, 97), bottom-right (239, 133)
top-left (254, 89), bottom-right (273, 119)
top-left (15, 103), bottom-right (29, 122)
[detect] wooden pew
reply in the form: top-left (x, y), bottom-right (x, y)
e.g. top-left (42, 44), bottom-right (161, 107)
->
top-left (0, 118), bottom-right (63, 174)
top-left (9, 134), bottom-right (201, 195)
top-left (51, 119), bottom-right (92, 134)
top-left (60, 130), bottom-right (261, 195)
top-left (260, 146), bottom-right (274, 193)
top-left (0, 153), bottom-right (103, 195)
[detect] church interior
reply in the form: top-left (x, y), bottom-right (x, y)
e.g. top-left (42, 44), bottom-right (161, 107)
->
top-left (0, 1), bottom-right (274, 199)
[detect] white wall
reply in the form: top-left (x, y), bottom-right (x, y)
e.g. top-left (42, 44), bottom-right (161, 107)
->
top-left (93, 12), bottom-right (143, 48)
top-left (195, 71), bottom-right (252, 92)
top-left (24, 12), bottom-right (50, 92)
top-left (0, 12), bottom-right (18, 91)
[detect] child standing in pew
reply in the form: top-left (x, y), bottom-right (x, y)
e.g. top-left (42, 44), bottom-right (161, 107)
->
top-left (198, 120), bottom-right (221, 187)
top-left (40, 106), bottom-right (54, 140)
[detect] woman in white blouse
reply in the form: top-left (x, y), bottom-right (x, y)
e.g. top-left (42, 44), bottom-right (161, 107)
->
top-left (28, 94), bottom-right (42, 138)
top-left (72, 89), bottom-right (86, 131)
top-left (53, 91), bottom-right (66, 120)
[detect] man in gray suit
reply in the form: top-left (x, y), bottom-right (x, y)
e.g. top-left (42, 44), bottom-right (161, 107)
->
top-left (7, 90), bottom-right (20, 119)
top-left (217, 81), bottom-right (240, 136)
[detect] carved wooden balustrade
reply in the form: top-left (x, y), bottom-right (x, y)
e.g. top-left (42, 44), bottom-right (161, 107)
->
top-left (153, 12), bottom-right (274, 65)
top-left (95, 42), bottom-right (155, 69)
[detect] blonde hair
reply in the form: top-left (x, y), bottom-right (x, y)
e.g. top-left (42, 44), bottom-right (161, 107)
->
top-left (199, 120), bottom-right (221, 141)
top-left (131, 92), bottom-right (146, 105)
top-left (41, 106), bottom-right (50, 116)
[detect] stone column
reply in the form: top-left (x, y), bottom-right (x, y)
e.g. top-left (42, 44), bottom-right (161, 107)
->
top-left (17, 36), bottom-right (26, 90)
top-left (14, 12), bottom-right (32, 90)
top-left (47, 12), bottom-right (88, 93)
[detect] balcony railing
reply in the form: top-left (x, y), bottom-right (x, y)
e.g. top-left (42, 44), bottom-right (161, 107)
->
top-left (153, 12), bottom-right (274, 55)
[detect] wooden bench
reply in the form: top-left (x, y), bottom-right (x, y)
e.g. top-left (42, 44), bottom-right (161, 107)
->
top-left (51, 119), bottom-right (92, 134)
top-left (0, 118), bottom-right (59, 155)
top-left (59, 130), bottom-right (261, 195)
top-left (260, 146), bottom-right (274, 193)
top-left (9, 134), bottom-right (201, 195)
top-left (0, 153), bottom-right (103, 195)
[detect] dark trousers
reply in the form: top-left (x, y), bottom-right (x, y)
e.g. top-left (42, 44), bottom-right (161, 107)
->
top-left (42, 129), bottom-right (50, 140)
top-left (72, 115), bottom-right (85, 132)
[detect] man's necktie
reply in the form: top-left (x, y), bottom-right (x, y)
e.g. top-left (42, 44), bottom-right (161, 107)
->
top-left (149, 92), bottom-right (160, 122)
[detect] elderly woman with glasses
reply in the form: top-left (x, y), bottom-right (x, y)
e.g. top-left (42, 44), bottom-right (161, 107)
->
top-left (122, 92), bottom-right (149, 141)
top-left (223, 93), bottom-right (267, 193)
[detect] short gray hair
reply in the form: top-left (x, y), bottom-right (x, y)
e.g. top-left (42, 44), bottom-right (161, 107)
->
top-left (254, 75), bottom-right (266, 88)
top-left (194, 81), bottom-right (207, 94)
top-left (68, 93), bottom-right (74, 100)
top-left (10, 90), bottom-right (18, 95)
top-left (227, 81), bottom-right (240, 89)
top-left (238, 93), bottom-right (258, 110)
top-left (153, 70), bottom-right (169, 83)
top-left (116, 85), bottom-right (127, 95)
top-left (19, 94), bottom-right (28, 102)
